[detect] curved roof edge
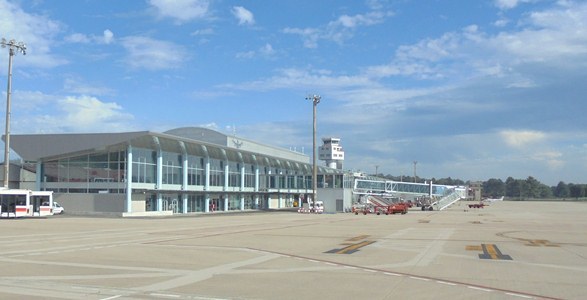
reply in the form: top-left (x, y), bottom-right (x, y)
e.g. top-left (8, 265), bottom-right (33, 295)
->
top-left (164, 127), bottom-right (227, 146)
top-left (8, 131), bottom-right (150, 161)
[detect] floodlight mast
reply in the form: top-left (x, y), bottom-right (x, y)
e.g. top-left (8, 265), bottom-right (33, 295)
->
top-left (1, 38), bottom-right (27, 188)
top-left (306, 94), bottom-right (321, 212)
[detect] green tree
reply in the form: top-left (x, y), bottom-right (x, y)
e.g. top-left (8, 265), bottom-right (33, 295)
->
top-left (569, 184), bottom-right (586, 198)
top-left (505, 177), bottom-right (522, 198)
top-left (539, 184), bottom-right (553, 198)
top-left (525, 176), bottom-right (542, 198)
top-left (554, 181), bottom-right (570, 198)
top-left (483, 178), bottom-right (505, 197)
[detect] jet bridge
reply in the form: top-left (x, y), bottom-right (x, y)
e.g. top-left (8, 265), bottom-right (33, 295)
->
top-left (353, 178), bottom-right (466, 210)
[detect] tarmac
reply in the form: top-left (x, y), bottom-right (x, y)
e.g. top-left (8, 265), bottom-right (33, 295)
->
top-left (0, 200), bottom-right (586, 300)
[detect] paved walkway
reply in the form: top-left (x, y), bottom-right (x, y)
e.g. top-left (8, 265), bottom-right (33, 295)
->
top-left (0, 201), bottom-right (585, 299)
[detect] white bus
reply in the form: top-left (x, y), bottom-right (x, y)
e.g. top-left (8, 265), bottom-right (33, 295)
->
top-left (0, 189), bottom-right (54, 218)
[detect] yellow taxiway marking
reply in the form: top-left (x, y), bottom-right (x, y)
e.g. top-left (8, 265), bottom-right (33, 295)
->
top-left (335, 240), bottom-right (375, 254)
top-left (484, 244), bottom-right (499, 259)
top-left (466, 245), bottom-right (483, 251)
top-left (467, 244), bottom-right (512, 260)
top-left (347, 235), bottom-right (370, 242)
top-left (326, 240), bottom-right (375, 254)
top-left (526, 239), bottom-right (559, 247)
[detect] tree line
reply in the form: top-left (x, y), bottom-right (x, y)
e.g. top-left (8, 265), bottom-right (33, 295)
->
top-left (375, 174), bottom-right (587, 199)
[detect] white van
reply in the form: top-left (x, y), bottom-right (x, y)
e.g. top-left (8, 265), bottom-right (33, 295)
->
top-left (53, 202), bottom-right (64, 214)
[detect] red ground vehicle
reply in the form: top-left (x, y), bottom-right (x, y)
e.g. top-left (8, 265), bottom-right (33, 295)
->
top-left (353, 202), bottom-right (408, 215)
top-left (385, 202), bottom-right (408, 214)
top-left (352, 195), bottom-right (410, 215)
top-left (468, 203), bottom-right (485, 208)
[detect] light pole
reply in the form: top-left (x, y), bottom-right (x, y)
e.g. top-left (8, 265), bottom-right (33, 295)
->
top-left (413, 161), bottom-right (417, 183)
top-left (1, 38), bottom-right (26, 188)
top-left (306, 94), bottom-right (321, 211)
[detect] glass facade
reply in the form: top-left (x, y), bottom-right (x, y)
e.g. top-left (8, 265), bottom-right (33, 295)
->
top-left (40, 146), bottom-right (337, 195)
top-left (228, 161), bottom-right (240, 188)
top-left (209, 158), bottom-right (224, 187)
top-left (187, 156), bottom-right (205, 186)
top-left (187, 194), bottom-right (205, 212)
top-left (227, 194), bottom-right (241, 210)
top-left (244, 164), bottom-right (255, 188)
top-left (37, 134), bottom-right (346, 214)
top-left (133, 148), bottom-right (156, 184)
top-left (162, 151), bottom-right (182, 185)
top-left (42, 150), bottom-right (127, 193)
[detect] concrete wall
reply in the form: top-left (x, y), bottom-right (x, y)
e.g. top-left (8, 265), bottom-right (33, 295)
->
top-left (132, 194), bottom-right (146, 213)
top-left (54, 193), bottom-right (125, 214)
top-left (318, 187), bottom-right (353, 213)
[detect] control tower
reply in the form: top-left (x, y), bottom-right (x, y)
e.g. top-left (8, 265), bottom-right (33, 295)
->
top-left (319, 137), bottom-right (344, 169)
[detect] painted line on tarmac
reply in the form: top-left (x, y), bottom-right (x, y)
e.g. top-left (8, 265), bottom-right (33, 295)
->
top-left (466, 243), bottom-right (513, 260)
top-left (150, 293), bottom-right (181, 298)
top-left (468, 286), bottom-right (493, 292)
top-left (506, 292), bottom-right (535, 299)
top-left (346, 235), bottom-right (370, 242)
top-left (100, 295), bottom-right (122, 300)
top-left (249, 247), bottom-right (562, 300)
top-left (410, 276), bottom-right (430, 281)
top-left (479, 244), bottom-right (512, 260)
top-left (325, 240), bottom-right (375, 254)
top-left (437, 281), bottom-right (457, 286)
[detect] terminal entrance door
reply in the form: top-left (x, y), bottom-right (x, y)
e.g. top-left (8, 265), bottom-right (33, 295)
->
top-left (162, 195), bottom-right (181, 213)
top-left (145, 194), bottom-right (157, 211)
top-left (31, 196), bottom-right (42, 216)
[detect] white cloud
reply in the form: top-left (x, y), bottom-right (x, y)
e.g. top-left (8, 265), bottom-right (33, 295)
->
top-left (102, 30), bottom-right (114, 44)
top-left (236, 43), bottom-right (275, 59)
top-left (532, 151), bottom-right (564, 169)
top-left (395, 31), bottom-right (462, 63)
top-left (494, 0), bottom-right (534, 10)
top-left (282, 27), bottom-right (320, 48)
top-left (0, 0), bottom-right (66, 68)
top-left (235, 50), bottom-right (255, 59)
top-left (65, 33), bottom-right (91, 43)
top-left (495, 0), bottom-right (521, 9)
top-left (260, 43), bottom-right (275, 56)
top-left (284, 9), bottom-right (392, 48)
top-left (231, 6), bottom-right (255, 26)
top-left (11, 90), bottom-right (52, 111)
top-left (58, 95), bottom-right (134, 132)
top-left (149, 0), bottom-right (210, 23)
top-left (65, 29), bottom-right (114, 45)
top-left (331, 11), bottom-right (388, 29)
top-left (221, 67), bottom-right (373, 92)
top-left (494, 18), bottom-right (509, 27)
top-left (191, 28), bottom-right (214, 36)
top-left (63, 77), bottom-right (114, 96)
top-left (500, 130), bottom-right (546, 148)
top-left (362, 1), bottom-right (587, 82)
top-left (365, 62), bottom-right (439, 79)
top-left (120, 36), bottom-right (188, 70)
top-left (9, 91), bottom-right (135, 133)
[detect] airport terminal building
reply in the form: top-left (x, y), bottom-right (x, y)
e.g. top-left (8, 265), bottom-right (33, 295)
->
top-left (6, 127), bottom-right (353, 216)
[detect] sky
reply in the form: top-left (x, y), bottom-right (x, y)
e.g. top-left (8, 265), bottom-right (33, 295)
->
top-left (0, 0), bottom-right (586, 186)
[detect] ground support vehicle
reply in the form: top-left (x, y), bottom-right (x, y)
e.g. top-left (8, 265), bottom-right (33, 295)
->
top-left (421, 205), bottom-right (434, 211)
top-left (468, 203), bottom-right (485, 209)
top-left (0, 189), bottom-right (54, 218)
top-left (352, 203), bottom-right (373, 215)
top-left (387, 202), bottom-right (409, 214)
top-left (416, 196), bottom-right (435, 211)
top-left (352, 202), bottom-right (408, 215)
top-left (53, 202), bottom-right (64, 214)
top-left (298, 201), bottom-right (324, 214)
